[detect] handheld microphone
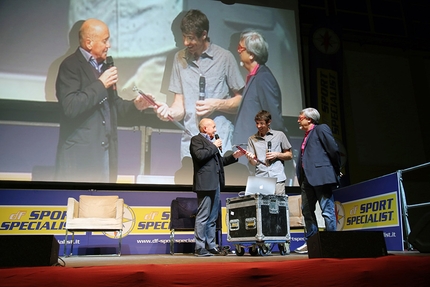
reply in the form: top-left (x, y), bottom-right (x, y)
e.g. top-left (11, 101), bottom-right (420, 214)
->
top-left (215, 134), bottom-right (222, 152)
top-left (106, 56), bottom-right (116, 91)
top-left (106, 56), bottom-right (114, 68)
top-left (266, 141), bottom-right (272, 165)
top-left (199, 76), bottom-right (205, 101)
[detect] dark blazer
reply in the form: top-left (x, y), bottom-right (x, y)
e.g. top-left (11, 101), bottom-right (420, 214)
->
top-left (232, 65), bottom-right (286, 146)
top-left (55, 48), bottom-right (136, 182)
top-left (190, 134), bottom-right (237, 192)
top-left (296, 124), bottom-right (341, 187)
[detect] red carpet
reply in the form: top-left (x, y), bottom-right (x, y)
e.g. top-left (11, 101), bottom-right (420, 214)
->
top-left (1, 255), bottom-right (429, 286)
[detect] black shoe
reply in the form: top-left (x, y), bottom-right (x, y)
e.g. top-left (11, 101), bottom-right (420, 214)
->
top-left (194, 248), bottom-right (213, 257)
top-left (208, 247), bottom-right (227, 256)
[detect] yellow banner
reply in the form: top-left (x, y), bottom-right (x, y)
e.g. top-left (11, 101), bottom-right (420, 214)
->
top-left (0, 205), bottom-right (228, 237)
top-left (0, 206), bottom-right (67, 235)
top-left (131, 206), bottom-right (228, 235)
top-left (336, 192), bottom-right (399, 230)
top-left (131, 206), bottom-right (170, 234)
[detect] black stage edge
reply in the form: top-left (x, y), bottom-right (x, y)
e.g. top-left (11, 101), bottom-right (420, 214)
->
top-left (0, 235), bottom-right (59, 267)
top-left (308, 231), bottom-right (388, 258)
top-left (0, 180), bottom-right (301, 194)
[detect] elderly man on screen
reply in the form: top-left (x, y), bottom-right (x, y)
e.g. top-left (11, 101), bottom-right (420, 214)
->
top-left (55, 18), bottom-right (150, 183)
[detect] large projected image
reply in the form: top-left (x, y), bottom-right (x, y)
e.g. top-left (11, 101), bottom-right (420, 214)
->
top-left (0, 0), bottom-right (304, 186)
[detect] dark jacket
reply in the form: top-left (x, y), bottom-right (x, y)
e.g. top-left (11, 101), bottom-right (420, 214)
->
top-left (55, 48), bottom-right (136, 182)
top-left (232, 64), bottom-right (286, 146)
top-left (190, 134), bottom-right (237, 192)
top-left (296, 124), bottom-right (341, 187)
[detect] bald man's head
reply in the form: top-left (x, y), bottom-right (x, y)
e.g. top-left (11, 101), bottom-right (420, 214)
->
top-left (79, 18), bottom-right (111, 62)
top-left (199, 118), bottom-right (216, 139)
top-left (198, 118), bottom-right (212, 131)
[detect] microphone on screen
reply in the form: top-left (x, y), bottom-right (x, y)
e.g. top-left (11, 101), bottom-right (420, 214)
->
top-left (106, 56), bottom-right (114, 68)
top-left (199, 76), bottom-right (206, 101)
top-left (215, 134), bottom-right (222, 152)
top-left (105, 56), bottom-right (117, 91)
top-left (266, 141), bottom-right (272, 165)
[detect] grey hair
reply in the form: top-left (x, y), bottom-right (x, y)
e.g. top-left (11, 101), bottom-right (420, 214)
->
top-left (301, 107), bottom-right (320, 124)
top-left (240, 30), bottom-right (268, 64)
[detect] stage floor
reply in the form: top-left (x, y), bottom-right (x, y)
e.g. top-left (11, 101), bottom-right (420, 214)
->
top-left (60, 250), bottom-right (425, 267)
top-left (3, 251), bottom-right (429, 287)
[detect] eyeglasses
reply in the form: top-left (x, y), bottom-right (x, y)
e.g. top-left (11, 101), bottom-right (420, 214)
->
top-left (298, 115), bottom-right (307, 121)
top-left (237, 43), bottom-right (246, 54)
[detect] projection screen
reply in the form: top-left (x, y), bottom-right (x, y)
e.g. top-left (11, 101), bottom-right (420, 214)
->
top-left (0, 0), bottom-right (304, 186)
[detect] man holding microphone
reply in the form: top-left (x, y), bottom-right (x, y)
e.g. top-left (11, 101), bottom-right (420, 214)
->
top-left (190, 118), bottom-right (245, 256)
top-left (55, 18), bottom-right (149, 183)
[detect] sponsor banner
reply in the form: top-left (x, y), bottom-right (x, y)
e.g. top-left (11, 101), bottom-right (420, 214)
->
top-left (0, 204), bottom-right (201, 236)
top-left (0, 204), bottom-right (308, 255)
top-left (334, 173), bottom-right (399, 202)
top-left (336, 192), bottom-right (399, 230)
top-left (317, 68), bottom-right (342, 142)
top-left (0, 188), bottom-right (307, 255)
top-left (0, 206), bottom-right (67, 234)
top-left (309, 16), bottom-right (349, 185)
top-left (334, 172), bottom-right (404, 251)
top-left (1, 178), bottom-right (405, 253)
top-left (309, 17), bottom-right (343, 125)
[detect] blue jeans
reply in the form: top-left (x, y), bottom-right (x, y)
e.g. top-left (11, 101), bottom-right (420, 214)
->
top-left (300, 175), bottom-right (336, 240)
top-left (194, 186), bottom-right (220, 250)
